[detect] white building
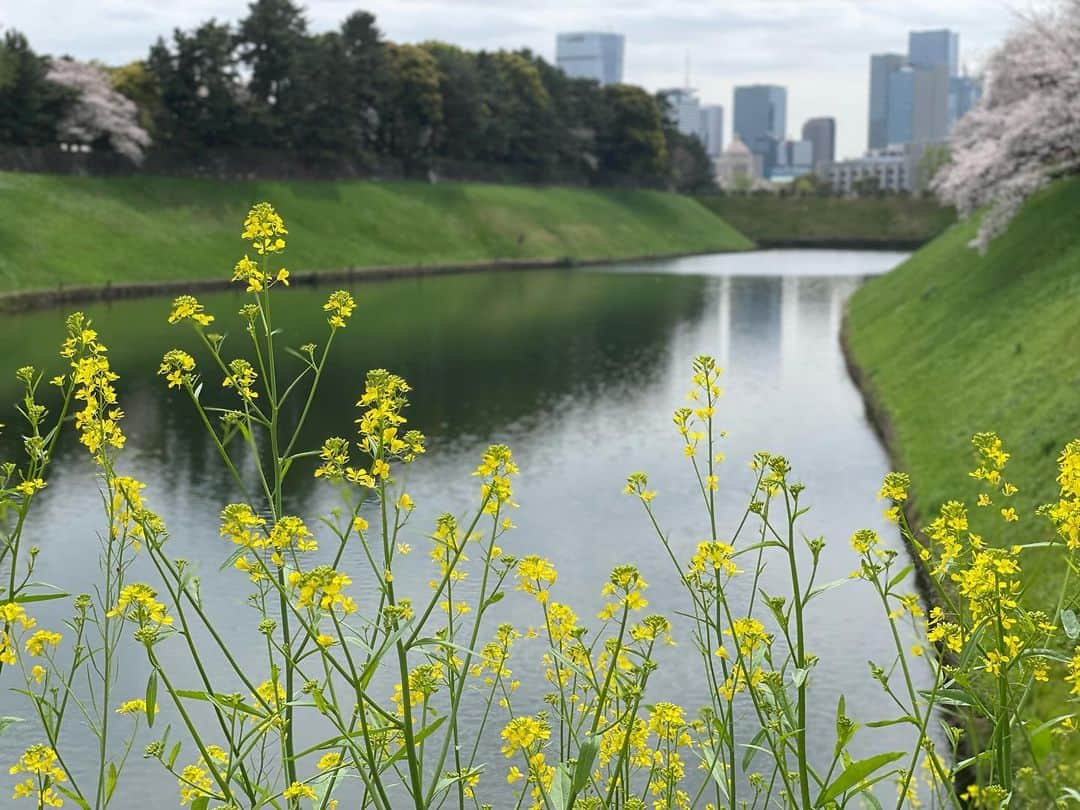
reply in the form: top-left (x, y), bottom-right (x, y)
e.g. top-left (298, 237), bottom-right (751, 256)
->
top-left (819, 146), bottom-right (912, 193)
top-left (555, 32), bottom-right (625, 85)
top-left (713, 136), bottom-right (758, 189)
top-left (699, 105), bottom-right (724, 156)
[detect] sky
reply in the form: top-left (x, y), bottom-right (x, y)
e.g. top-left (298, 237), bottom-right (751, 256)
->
top-left (3, 0), bottom-right (1034, 159)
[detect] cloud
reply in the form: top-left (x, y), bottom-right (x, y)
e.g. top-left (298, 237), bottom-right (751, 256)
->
top-left (4, 0), bottom-right (1019, 157)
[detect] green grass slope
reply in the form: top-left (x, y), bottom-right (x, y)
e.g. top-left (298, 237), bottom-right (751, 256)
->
top-left (846, 177), bottom-right (1080, 753)
top-left (0, 172), bottom-right (750, 294)
top-left (697, 194), bottom-right (955, 247)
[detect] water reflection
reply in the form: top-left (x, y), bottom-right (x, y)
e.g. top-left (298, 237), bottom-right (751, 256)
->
top-left (0, 251), bottom-right (927, 806)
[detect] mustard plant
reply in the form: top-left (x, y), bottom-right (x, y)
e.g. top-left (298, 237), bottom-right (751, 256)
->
top-left (1, 203), bottom-right (1079, 810)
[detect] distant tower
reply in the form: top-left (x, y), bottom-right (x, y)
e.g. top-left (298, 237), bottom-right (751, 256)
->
top-left (801, 117), bottom-right (836, 168)
top-left (555, 32), bottom-right (625, 85)
top-left (733, 84), bottom-right (787, 178)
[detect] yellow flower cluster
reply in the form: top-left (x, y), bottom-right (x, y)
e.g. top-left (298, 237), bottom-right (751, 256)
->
top-left (62, 314), bottom-right (125, 459)
top-left (167, 295), bottom-right (215, 327)
top-left (1044, 440), bottom-right (1080, 549)
top-left (223, 358), bottom-right (259, 401)
top-left (241, 201), bottom-right (288, 255)
top-left (289, 565), bottom-right (357, 614)
top-left (106, 583), bottom-right (173, 631)
top-left (474, 444), bottom-right (519, 516)
top-left (500, 714), bottom-right (550, 757)
top-left (516, 555), bottom-right (557, 604)
top-left (10, 744), bottom-right (66, 807)
top-left (158, 349), bottom-right (196, 389)
top-left (323, 290), bottom-right (356, 329)
top-left (598, 564), bottom-right (648, 620)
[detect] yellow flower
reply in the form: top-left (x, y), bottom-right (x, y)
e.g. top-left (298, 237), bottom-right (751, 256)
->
top-left (168, 295), bottom-right (214, 327)
top-left (282, 782), bottom-right (317, 800)
top-left (241, 202), bottom-right (288, 254)
top-left (500, 715), bottom-right (550, 757)
top-left (24, 630), bottom-right (61, 657)
top-left (10, 745), bottom-right (66, 807)
top-left (1001, 507), bottom-right (1018, 523)
top-left (323, 290), bottom-right (356, 329)
top-left (116, 699), bottom-right (147, 715)
top-left (14, 479), bottom-right (46, 497)
top-left (31, 665), bottom-right (45, 685)
top-left (317, 752), bottom-right (342, 770)
top-left (158, 349), bottom-right (196, 389)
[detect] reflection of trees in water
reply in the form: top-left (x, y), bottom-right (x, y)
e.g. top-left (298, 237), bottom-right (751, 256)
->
top-left (0, 270), bottom-right (709, 508)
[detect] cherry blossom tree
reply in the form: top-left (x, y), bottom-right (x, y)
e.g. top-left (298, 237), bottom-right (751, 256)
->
top-left (933, 0), bottom-right (1080, 251)
top-left (46, 57), bottom-right (151, 163)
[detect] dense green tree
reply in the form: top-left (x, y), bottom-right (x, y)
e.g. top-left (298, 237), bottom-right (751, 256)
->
top-left (380, 43), bottom-right (443, 164)
top-left (596, 84), bottom-right (667, 180)
top-left (338, 12), bottom-right (386, 155)
top-left (146, 21), bottom-right (245, 150)
top-left (421, 42), bottom-right (489, 161)
top-left (235, 0), bottom-right (309, 148)
top-left (665, 129), bottom-right (716, 192)
top-left (0, 30), bottom-right (72, 146)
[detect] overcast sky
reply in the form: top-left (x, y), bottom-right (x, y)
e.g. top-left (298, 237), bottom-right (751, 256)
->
top-left (4, 1), bottom-right (1034, 158)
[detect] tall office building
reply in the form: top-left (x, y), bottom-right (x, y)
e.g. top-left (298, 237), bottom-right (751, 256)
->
top-left (733, 85), bottom-right (787, 178)
top-left (659, 88), bottom-right (702, 139)
top-left (869, 29), bottom-right (975, 150)
top-left (868, 53), bottom-right (904, 150)
top-left (801, 117), bottom-right (835, 167)
top-left (555, 32), bottom-right (624, 85)
top-left (699, 105), bottom-right (725, 156)
top-left (909, 30), bottom-right (959, 76)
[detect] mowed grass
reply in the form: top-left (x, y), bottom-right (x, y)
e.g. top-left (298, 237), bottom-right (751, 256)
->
top-left (846, 177), bottom-right (1080, 744)
top-left (697, 194), bottom-right (956, 246)
top-left (0, 172), bottom-right (751, 293)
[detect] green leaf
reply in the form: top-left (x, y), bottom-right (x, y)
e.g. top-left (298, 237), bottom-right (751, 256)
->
top-left (546, 763), bottom-right (573, 810)
top-left (190, 797), bottom-right (210, 810)
top-left (571, 738), bottom-right (599, 795)
top-left (887, 564), bottom-right (914, 590)
top-left (0, 716), bottom-right (23, 735)
top-left (54, 785), bottom-right (91, 810)
top-left (806, 577), bottom-right (850, 602)
top-left (105, 762), bottom-right (118, 803)
top-left (146, 673), bottom-right (158, 728)
top-left (865, 716), bottom-right (916, 729)
top-left (167, 741), bottom-right (182, 770)
top-left (1062, 608), bottom-right (1080, 640)
top-left (13, 591), bottom-right (70, 604)
top-left (815, 751), bottom-right (905, 807)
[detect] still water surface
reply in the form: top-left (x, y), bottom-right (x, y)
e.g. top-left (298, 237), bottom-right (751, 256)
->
top-left (0, 250), bottom-right (928, 805)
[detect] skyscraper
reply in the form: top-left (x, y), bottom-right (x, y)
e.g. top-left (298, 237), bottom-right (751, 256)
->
top-left (801, 117), bottom-right (836, 167)
top-left (699, 105), bottom-right (725, 156)
top-left (868, 53), bottom-right (904, 150)
top-left (555, 32), bottom-right (625, 85)
top-left (733, 85), bottom-right (787, 178)
top-left (908, 30), bottom-right (959, 77)
top-left (659, 88), bottom-right (702, 139)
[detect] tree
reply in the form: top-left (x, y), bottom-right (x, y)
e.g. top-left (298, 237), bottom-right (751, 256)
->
top-left (665, 130), bottom-right (715, 192)
top-left (46, 58), bottom-right (151, 162)
top-left (235, 0), bottom-right (308, 148)
top-left (108, 60), bottom-right (161, 136)
top-left (380, 43), bottom-right (443, 164)
top-left (146, 21), bottom-right (246, 150)
top-left (0, 29), bottom-right (72, 146)
top-left (595, 84), bottom-right (667, 180)
top-left (422, 42), bottom-right (489, 161)
top-left (934, 0), bottom-right (1080, 250)
top-left (480, 51), bottom-right (552, 167)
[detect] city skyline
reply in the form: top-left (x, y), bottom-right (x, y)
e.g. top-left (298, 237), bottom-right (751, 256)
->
top-left (4, 0), bottom-right (1025, 159)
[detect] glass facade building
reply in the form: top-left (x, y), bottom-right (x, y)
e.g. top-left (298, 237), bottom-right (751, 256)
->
top-left (555, 32), bottom-right (625, 85)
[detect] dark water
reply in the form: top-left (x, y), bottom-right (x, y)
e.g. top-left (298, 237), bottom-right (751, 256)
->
top-left (0, 250), bottom-right (931, 806)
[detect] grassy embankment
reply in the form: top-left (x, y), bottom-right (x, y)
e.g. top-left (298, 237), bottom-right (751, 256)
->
top-left (697, 194), bottom-right (956, 249)
top-left (0, 172), bottom-right (750, 297)
top-left (845, 177), bottom-right (1080, 758)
